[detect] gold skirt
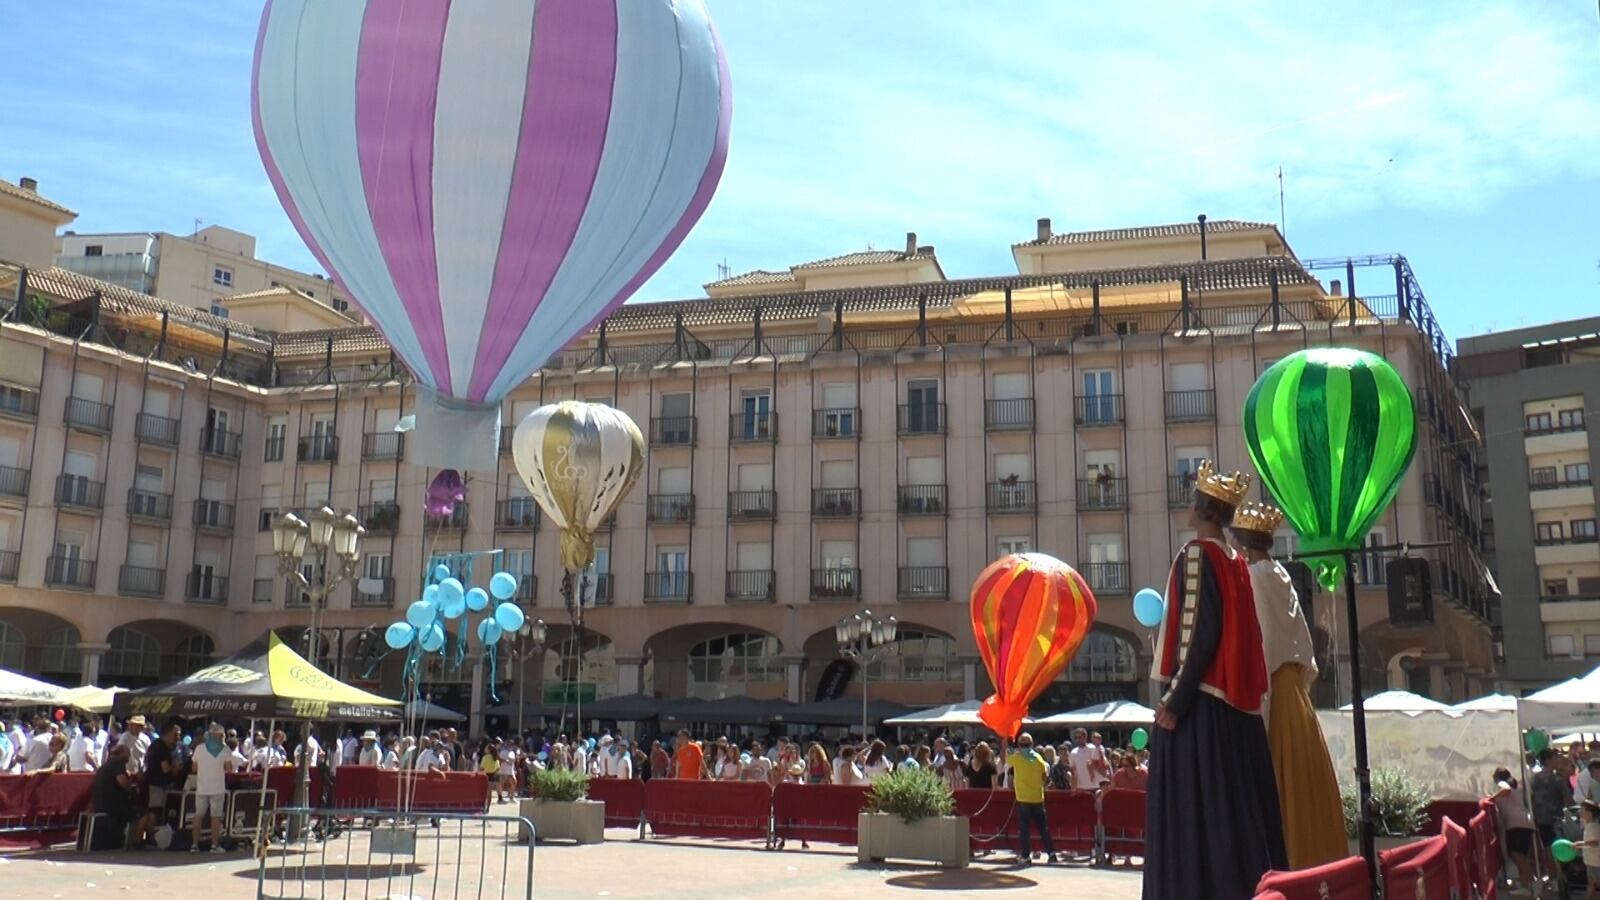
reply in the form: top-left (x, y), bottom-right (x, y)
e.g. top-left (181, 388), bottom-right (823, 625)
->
top-left (1268, 663), bottom-right (1348, 870)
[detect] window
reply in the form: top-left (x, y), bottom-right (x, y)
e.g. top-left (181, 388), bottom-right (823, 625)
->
top-left (363, 553), bottom-right (391, 581)
top-left (104, 626), bottom-right (160, 678)
top-left (1531, 466), bottom-right (1558, 486)
top-left (866, 630), bottom-right (959, 682)
top-left (212, 265), bottom-right (233, 287)
top-left (1548, 634), bottom-right (1576, 658)
top-left (1579, 577), bottom-right (1600, 596)
top-left (997, 536), bottom-right (1031, 556)
top-left (1559, 408), bottom-right (1585, 429)
top-left (40, 626), bottom-right (81, 677)
top-left (332, 298), bottom-right (349, 312)
top-left (1526, 412), bottom-right (1552, 433)
top-left (265, 417), bottom-right (287, 461)
top-left (687, 633), bottom-right (783, 699)
top-left (209, 304), bottom-right (230, 319)
top-left (1544, 579), bottom-right (1569, 598)
top-left (1081, 370), bottom-right (1116, 423)
top-left (0, 621), bottom-right (22, 670)
top-left (1357, 528), bottom-right (1389, 584)
top-left (1063, 631), bottom-right (1139, 682)
top-left (1587, 635), bottom-right (1600, 657)
top-left (739, 390), bottom-right (772, 439)
top-left (172, 634), bottom-right (214, 677)
top-left (581, 547), bottom-right (610, 605)
top-left (84, 245), bottom-right (103, 257)
top-left (1536, 521), bottom-right (1564, 542)
top-left (1566, 463), bottom-right (1591, 483)
top-left (905, 380), bottom-right (940, 432)
top-left (1573, 519), bottom-right (1598, 540)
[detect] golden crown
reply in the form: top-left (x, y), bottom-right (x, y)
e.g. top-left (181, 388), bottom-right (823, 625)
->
top-left (1231, 501), bottom-right (1285, 534)
top-left (1194, 460), bottom-right (1252, 506)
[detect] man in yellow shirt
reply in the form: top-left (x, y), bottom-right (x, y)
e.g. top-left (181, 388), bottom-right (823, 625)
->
top-left (1004, 733), bottom-right (1056, 865)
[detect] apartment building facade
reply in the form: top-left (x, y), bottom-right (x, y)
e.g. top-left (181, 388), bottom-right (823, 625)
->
top-left (0, 201), bottom-right (1496, 724)
top-left (1457, 318), bottom-right (1600, 693)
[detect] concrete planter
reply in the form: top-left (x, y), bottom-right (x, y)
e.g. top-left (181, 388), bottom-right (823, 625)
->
top-left (857, 812), bottom-right (969, 868)
top-left (518, 798), bottom-right (604, 844)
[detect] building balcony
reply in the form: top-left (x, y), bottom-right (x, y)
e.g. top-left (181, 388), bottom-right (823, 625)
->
top-left (135, 412), bottom-right (181, 447)
top-left (353, 578), bottom-right (395, 608)
top-left (0, 550), bottom-right (18, 583)
top-left (730, 411), bottom-right (777, 443)
top-left (297, 435), bottom-right (340, 462)
top-left (513, 575), bottom-right (538, 605)
top-left (587, 573), bottom-right (614, 606)
top-left (898, 566), bottom-right (949, 599)
top-left (63, 396), bottom-right (113, 433)
top-left (649, 416), bottom-right (697, 447)
top-left (361, 432), bottom-right (404, 460)
top-left (495, 498), bottom-right (541, 531)
top-left (264, 436), bottom-right (285, 463)
top-left (192, 499), bottom-right (235, 533)
top-left (118, 564), bottom-right (165, 598)
top-left (186, 572), bottom-right (228, 604)
top-left (1526, 427), bottom-right (1588, 457)
top-left (1083, 562), bottom-right (1131, 594)
top-left (726, 569), bottom-right (775, 602)
top-left (897, 403), bottom-right (945, 436)
top-left (0, 384), bottom-right (39, 421)
top-left (1529, 481), bottom-right (1594, 512)
top-left (360, 501), bottom-right (401, 534)
top-left (897, 484), bottom-right (947, 516)
top-left (986, 480), bottom-right (1036, 514)
top-left (811, 487), bottom-right (860, 518)
top-left (1164, 389), bottom-right (1216, 422)
top-left (1534, 535), bottom-right (1600, 566)
top-left (200, 426), bottom-right (243, 460)
top-left (0, 464), bottom-right (30, 499)
top-left (812, 408), bottom-right (860, 439)
top-left (1168, 473), bottom-right (1197, 508)
top-left (1074, 395), bottom-right (1124, 427)
top-left (127, 488), bottom-right (172, 523)
top-left (1540, 596), bottom-right (1600, 624)
top-left (646, 493), bottom-right (695, 524)
top-left (644, 571), bottom-right (693, 603)
top-left (729, 490), bottom-right (776, 520)
top-left (253, 577), bottom-right (275, 603)
top-left (985, 398), bottom-right (1034, 431)
top-left (1077, 477), bottom-right (1128, 510)
top-left (424, 504), bottom-right (468, 531)
top-left (45, 556), bottom-right (96, 590)
top-left (55, 474), bottom-right (104, 511)
top-left (810, 567), bottom-right (860, 601)
top-left (1525, 419), bottom-right (1586, 438)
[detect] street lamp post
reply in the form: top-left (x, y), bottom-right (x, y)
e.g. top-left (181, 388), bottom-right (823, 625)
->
top-left (271, 506), bottom-right (364, 838)
top-left (836, 610), bottom-right (897, 740)
top-left (513, 619), bottom-right (548, 739)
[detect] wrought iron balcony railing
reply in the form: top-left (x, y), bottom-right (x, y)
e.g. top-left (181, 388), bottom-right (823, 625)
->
top-left (897, 566), bottom-right (949, 599)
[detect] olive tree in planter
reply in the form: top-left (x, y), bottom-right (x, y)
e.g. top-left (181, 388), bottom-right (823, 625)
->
top-left (1342, 767), bottom-right (1430, 856)
top-left (519, 768), bottom-right (604, 844)
top-left (858, 766), bottom-right (968, 869)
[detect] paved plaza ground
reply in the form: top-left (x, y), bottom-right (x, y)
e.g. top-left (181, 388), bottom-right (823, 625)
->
top-left (2, 817), bottom-right (1145, 899)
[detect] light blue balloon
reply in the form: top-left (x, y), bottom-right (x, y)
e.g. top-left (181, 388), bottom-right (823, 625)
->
top-left (406, 600), bottom-right (437, 628)
top-left (1133, 588), bottom-right (1165, 628)
top-left (433, 564), bottom-right (451, 582)
top-left (489, 571), bottom-right (518, 601)
top-left (438, 577), bottom-right (465, 606)
top-left (420, 623), bottom-right (446, 652)
top-left (384, 621), bottom-right (415, 649)
top-left (466, 587), bottom-right (490, 612)
top-left (423, 584), bottom-right (440, 603)
top-left (442, 595), bottom-right (466, 620)
top-left (494, 602), bottom-right (526, 633)
top-left (477, 619), bottom-right (503, 644)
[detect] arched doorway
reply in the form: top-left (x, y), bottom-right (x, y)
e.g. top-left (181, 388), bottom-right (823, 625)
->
top-left (0, 609), bottom-right (88, 682)
top-left (104, 621), bottom-right (217, 687)
top-left (801, 623), bottom-right (963, 707)
top-left (1033, 628), bottom-right (1141, 713)
top-left (642, 623), bottom-right (787, 702)
top-left (539, 631), bottom-right (620, 707)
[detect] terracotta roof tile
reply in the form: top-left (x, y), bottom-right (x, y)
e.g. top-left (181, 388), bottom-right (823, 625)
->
top-left (1018, 219), bottom-right (1275, 248)
top-left (28, 267), bottom-right (271, 347)
top-left (793, 248), bottom-right (936, 269)
top-left (0, 178), bottom-right (75, 217)
top-left (703, 269), bottom-right (796, 289)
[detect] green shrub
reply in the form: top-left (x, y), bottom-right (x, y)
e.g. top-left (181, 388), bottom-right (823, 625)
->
top-left (530, 767), bottom-right (588, 802)
top-left (865, 766), bottom-right (954, 824)
top-left (1341, 767), bottom-right (1429, 838)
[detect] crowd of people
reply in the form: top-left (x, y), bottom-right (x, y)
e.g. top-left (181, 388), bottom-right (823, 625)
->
top-left (1489, 743), bottom-right (1600, 894)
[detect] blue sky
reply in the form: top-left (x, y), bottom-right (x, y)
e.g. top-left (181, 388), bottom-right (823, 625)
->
top-left (4, 1), bottom-right (1598, 341)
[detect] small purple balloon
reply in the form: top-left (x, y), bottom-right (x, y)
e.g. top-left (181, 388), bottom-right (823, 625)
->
top-left (425, 469), bottom-right (466, 517)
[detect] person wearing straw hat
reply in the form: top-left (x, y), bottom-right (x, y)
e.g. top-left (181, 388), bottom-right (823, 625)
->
top-left (356, 731), bottom-right (382, 767)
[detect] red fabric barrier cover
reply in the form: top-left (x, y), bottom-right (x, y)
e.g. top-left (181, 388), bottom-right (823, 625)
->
top-left (1387, 837), bottom-right (1451, 900)
top-left (1441, 817), bottom-right (1473, 900)
top-left (259, 766), bottom-right (324, 806)
top-left (1423, 799), bottom-right (1481, 835)
top-left (643, 779), bottom-right (771, 841)
top-left (952, 789), bottom-right (1098, 854)
top-left (1097, 788), bottom-right (1146, 858)
top-left (771, 783), bottom-right (870, 845)
top-left (587, 777), bottom-right (646, 828)
top-left (0, 772), bottom-right (94, 848)
top-left (1255, 856), bottom-right (1372, 900)
top-left (330, 766), bottom-right (489, 813)
top-left (1044, 790), bottom-right (1099, 854)
top-left (1381, 835), bottom-right (1444, 898)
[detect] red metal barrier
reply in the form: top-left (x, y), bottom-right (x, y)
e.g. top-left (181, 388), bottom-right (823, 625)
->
top-left (1254, 855), bottom-right (1372, 900)
top-left (587, 777), bottom-right (646, 828)
top-left (643, 779), bottom-right (771, 841)
top-left (1097, 788), bottom-right (1146, 859)
top-left (955, 787), bottom-right (1017, 851)
top-left (330, 767), bottom-right (489, 813)
top-left (1441, 818), bottom-right (1473, 900)
top-left (1387, 836), bottom-right (1451, 900)
top-left (772, 783), bottom-right (870, 845)
top-left (1380, 835), bottom-right (1443, 898)
top-left (1423, 799), bottom-right (1481, 835)
top-left (257, 766), bottom-right (325, 807)
top-left (1045, 790), bottom-right (1098, 855)
top-left (0, 772), bottom-right (94, 848)
top-left (1468, 808), bottom-right (1500, 900)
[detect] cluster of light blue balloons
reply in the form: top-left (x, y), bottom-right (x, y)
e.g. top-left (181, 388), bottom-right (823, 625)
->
top-left (1133, 588), bottom-right (1165, 629)
top-left (384, 565), bottom-right (528, 652)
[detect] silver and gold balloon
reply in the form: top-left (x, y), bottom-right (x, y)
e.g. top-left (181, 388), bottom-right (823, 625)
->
top-left (511, 401), bottom-right (644, 571)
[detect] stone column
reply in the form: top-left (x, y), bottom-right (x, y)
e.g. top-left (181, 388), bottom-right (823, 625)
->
top-left (614, 656), bottom-right (645, 697)
top-left (781, 656), bottom-right (807, 703)
top-left (469, 659), bottom-right (486, 737)
top-left (78, 644), bottom-right (107, 686)
top-left (960, 656), bottom-right (981, 701)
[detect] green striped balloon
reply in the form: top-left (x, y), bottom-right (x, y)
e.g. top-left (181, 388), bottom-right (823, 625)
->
top-left (1243, 348), bottom-right (1416, 591)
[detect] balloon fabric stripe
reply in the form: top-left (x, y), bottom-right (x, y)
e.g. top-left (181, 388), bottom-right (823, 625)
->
top-left (992, 567), bottom-right (1035, 693)
top-left (1322, 363), bottom-right (1352, 537)
top-left (971, 564), bottom-right (1012, 688)
top-left (1337, 366), bottom-right (1379, 540)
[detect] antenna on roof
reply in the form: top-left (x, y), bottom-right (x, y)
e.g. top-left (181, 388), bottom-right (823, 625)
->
top-left (716, 258), bottom-right (730, 280)
top-left (1277, 166), bottom-right (1286, 237)
top-left (193, 218), bottom-right (202, 236)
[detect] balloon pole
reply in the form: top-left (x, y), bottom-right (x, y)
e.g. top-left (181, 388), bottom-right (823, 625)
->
top-left (1342, 550), bottom-right (1377, 897)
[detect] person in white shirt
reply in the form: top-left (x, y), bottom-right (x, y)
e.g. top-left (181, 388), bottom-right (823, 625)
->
top-left (380, 738), bottom-right (401, 771)
top-left (341, 730), bottom-right (359, 766)
top-left (1577, 759), bottom-right (1600, 806)
top-left (834, 745), bottom-right (865, 786)
top-left (572, 740), bottom-right (590, 778)
top-left (1067, 728), bottom-right (1109, 790)
top-left (117, 716), bottom-right (152, 774)
top-left (597, 736), bottom-right (632, 778)
top-left (189, 724), bottom-right (235, 854)
top-left (0, 723), bottom-right (13, 773)
top-left (7, 720), bottom-right (28, 770)
top-left (357, 731), bottom-right (382, 766)
top-left (228, 737), bottom-right (250, 771)
top-left (22, 725), bottom-right (56, 772)
top-left (68, 721), bottom-right (102, 772)
top-left (414, 737), bottom-right (446, 775)
top-left (739, 741), bottom-right (773, 783)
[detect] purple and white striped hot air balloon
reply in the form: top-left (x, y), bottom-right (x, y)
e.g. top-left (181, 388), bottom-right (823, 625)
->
top-left (252, 0), bottom-right (731, 470)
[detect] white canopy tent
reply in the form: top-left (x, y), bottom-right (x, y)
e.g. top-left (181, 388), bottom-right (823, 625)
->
top-left (1340, 690), bottom-right (1454, 714)
top-left (1519, 666), bottom-right (1600, 730)
top-left (884, 700), bottom-right (1018, 728)
top-left (1451, 694), bottom-right (1518, 712)
top-left (0, 669), bottom-right (65, 704)
top-left (1032, 700), bottom-right (1155, 727)
top-left (55, 685), bottom-right (126, 714)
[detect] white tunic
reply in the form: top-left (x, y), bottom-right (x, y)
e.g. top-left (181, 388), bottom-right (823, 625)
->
top-left (1248, 557), bottom-right (1318, 725)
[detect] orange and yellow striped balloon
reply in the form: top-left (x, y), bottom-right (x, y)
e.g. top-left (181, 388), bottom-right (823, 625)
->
top-left (970, 553), bottom-right (1099, 738)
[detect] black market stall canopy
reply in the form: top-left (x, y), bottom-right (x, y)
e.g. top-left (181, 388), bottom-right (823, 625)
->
top-left (778, 697), bottom-right (913, 726)
top-left (405, 699), bottom-right (466, 723)
top-left (669, 695), bottom-right (795, 725)
top-left (112, 632), bottom-right (401, 722)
